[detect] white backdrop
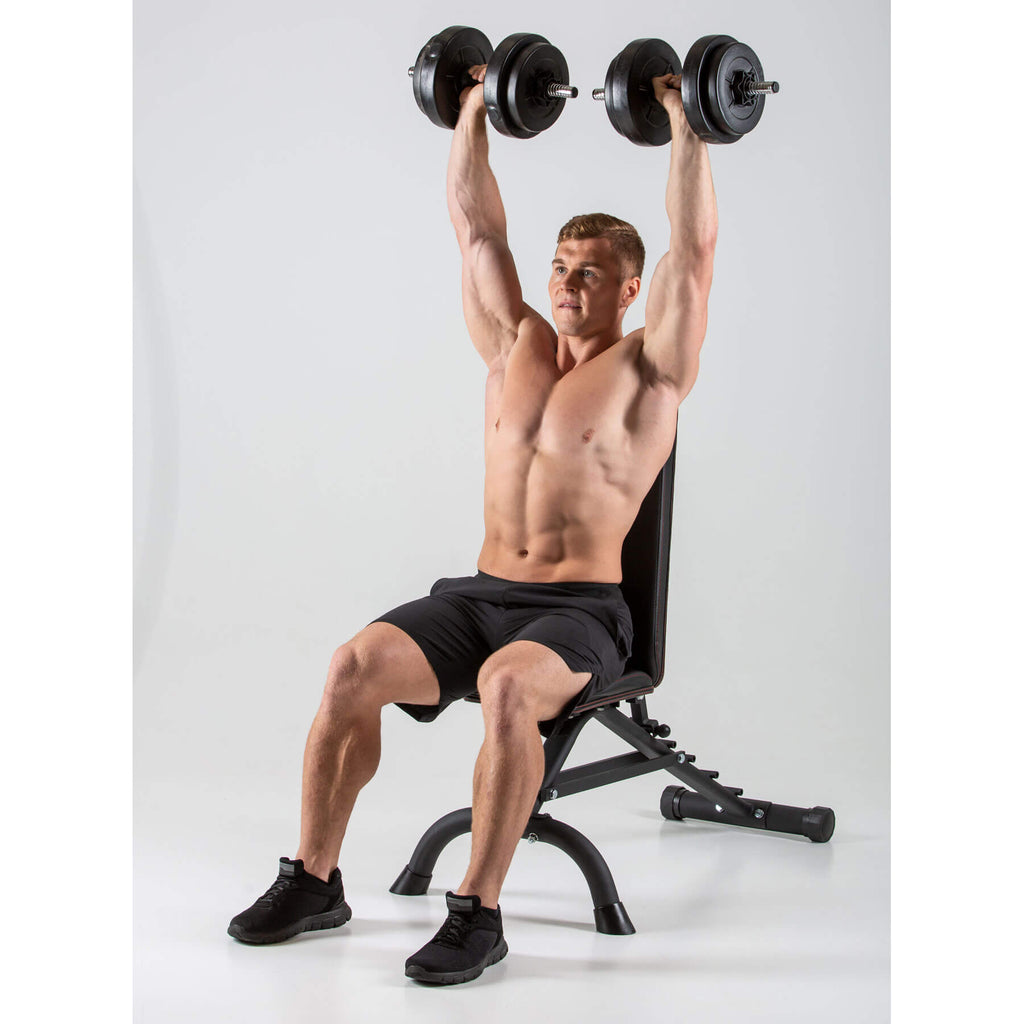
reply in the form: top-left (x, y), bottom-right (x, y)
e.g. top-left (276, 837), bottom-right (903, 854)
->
top-left (134, 0), bottom-right (889, 997)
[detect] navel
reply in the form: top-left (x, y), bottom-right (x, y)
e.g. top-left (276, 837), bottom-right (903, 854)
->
top-left (517, 548), bottom-right (529, 558)
top-left (582, 427), bottom-right (595, 443)
top-left (495, 418), bottom-right (501, 430)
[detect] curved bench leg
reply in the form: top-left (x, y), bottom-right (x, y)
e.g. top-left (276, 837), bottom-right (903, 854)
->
top-left (390, 808), bottom-right (635, 935)
top-left (390, 807), bottom-right (473, 895)
top-left (524, 813), bottom-right (635, 935)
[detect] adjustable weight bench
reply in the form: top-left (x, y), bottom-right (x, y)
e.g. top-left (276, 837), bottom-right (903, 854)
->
top-left (390, 433), bottom-right (836, 933)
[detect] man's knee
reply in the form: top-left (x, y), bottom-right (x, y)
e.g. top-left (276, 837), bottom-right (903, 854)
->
top-left (477, 663), bottom-right (536, 724)
top-left (322, 638), bottom-right (381, 713)
top-left (478, 642), bottom-right (592, 724)
top-left (322, 622), bottom-right (441, 712)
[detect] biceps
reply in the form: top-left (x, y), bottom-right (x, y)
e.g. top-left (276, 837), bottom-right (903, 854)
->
top-left (646, 250), bottom-right (712, 328)
top-left (643, 255), bottom-right (713, 388)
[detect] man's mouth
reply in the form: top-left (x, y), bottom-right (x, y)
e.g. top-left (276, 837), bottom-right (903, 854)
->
top-left (559, 302), bottom-right (581, 309)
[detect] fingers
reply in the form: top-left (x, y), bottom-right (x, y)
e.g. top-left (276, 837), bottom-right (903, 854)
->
top-left (458, 63), bottom-right (485, 105)
top-left (650, 72), bottom-right (683, 113)
top-left (459, 65), bottom-right (487, 108)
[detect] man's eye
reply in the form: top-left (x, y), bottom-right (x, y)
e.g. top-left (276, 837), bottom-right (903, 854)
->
top-left (556, 266), bottom-right (566, 274)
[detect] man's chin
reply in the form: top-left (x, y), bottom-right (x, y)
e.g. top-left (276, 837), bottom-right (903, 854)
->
top-left (554, 308), bottom-right (584, 328)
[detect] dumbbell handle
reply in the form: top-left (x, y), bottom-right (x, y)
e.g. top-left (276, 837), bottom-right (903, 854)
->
top-left (409, 65), bottom-right (577, 100)
top-left (592, 80), bottom-right (778, 101)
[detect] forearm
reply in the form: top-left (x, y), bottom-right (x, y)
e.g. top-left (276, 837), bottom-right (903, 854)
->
top-left (641, 98), bottom-right (717, 391)
top-left (665, 110), bottom-right (718, 257)
top-left (447, 98), bottom-right (508, 247)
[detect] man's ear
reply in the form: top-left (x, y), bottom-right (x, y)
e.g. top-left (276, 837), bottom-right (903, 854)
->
top-left (621, 276), bottom-right (641, 309)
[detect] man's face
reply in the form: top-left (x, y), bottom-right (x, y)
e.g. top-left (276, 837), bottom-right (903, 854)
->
top-left (548, 237), bottom-right (637, 336)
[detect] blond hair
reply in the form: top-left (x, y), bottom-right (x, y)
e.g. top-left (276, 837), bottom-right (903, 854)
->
top-left (556, 213), bottom-right (645, 281)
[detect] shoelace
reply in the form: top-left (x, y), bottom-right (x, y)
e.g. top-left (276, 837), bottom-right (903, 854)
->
top-left (432, 911), bottom-right (475, 949)
top-left (255, 876), bottom-right (300, 905)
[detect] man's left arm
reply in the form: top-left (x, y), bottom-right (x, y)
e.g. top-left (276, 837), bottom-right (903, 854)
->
top-left (640, 74), bottom-right (718, 402)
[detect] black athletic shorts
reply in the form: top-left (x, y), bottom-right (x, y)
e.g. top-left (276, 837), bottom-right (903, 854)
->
top-left (371, 570), bottom-right (634, 725)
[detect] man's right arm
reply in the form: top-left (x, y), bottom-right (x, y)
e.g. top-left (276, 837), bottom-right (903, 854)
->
top-left (447, 73), bottom-right (538, 369)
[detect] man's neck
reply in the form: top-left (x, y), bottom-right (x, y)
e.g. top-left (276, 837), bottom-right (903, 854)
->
top-left (555, 328), bottom-right (623, 374)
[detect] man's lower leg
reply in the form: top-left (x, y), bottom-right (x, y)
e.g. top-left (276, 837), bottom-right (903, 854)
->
top-left (295, 703), bottom-right (382, 881)
top-left (227, 697), bottom-right (373, 946)
top-left (455, 715), bottom-right (545, 907)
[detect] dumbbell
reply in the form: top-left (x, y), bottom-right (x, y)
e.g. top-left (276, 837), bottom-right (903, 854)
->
top-left (593, 36), bottom-right (779, 145)
top-left (409, 26), bottom-right (578, 139)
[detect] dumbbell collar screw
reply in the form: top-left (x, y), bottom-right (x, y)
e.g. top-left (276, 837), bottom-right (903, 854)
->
top-left (731, 70), bottom-right (780, 105)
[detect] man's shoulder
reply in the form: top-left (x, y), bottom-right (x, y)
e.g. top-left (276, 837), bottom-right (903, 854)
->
top-left (510, 315), bottom-right (557, 361)
top-left (517, 311), bottom-right (557, 346)
top-left (486, 315), bottom-right (555, 376)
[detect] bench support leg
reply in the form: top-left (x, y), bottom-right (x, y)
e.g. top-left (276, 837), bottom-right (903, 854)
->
top-left (390, 807), bottom-right (635, 935)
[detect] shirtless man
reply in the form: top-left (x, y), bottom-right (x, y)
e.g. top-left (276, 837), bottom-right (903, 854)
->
top-left (228, 67), bottom-right (717, 985)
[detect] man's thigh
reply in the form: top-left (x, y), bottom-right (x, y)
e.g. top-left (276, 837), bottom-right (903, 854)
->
top-left (346, 621), bottom-right (443, 708)
top-left (478, 639), bottom-right (594, 723)
top-left (490, 605), bottom-right (628, 722)
top-left (369, 587), bottom-right (497, 722)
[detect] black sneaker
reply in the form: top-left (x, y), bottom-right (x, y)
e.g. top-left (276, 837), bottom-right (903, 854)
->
top-left (227, 857), bottom-right (352, 944)
top-left (404, 892), bottom-right (509, 985)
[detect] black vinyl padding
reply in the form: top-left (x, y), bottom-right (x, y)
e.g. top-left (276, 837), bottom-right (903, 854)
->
top-left (566, 432), bottom-right (677, 715)
top-left (618, 435), bottom-right (677, 689)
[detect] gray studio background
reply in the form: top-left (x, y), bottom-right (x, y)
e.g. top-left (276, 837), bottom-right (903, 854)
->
top-left (135, 0), bottom-right (888, 1016)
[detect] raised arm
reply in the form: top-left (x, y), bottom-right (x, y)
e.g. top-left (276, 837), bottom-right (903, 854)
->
top-left (447, 70), bottom-right (545, 368)
top-left (640, 74), bottom-right (719, 401)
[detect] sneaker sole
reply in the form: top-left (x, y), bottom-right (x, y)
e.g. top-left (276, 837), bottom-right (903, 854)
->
top-left (404, 938), bottom-right (509, 985)
top-left (227, 901), bottom-right (352, 945)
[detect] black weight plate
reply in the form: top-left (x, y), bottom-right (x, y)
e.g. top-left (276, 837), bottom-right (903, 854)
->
top-left (706, 40), bottom-right (765, 138)
top-left (506, 40), bottom-right (570, 136)
top-left (681, 34), bottom-right (740, 144)
top-left (412, 25), bottom-right (493, 130)
top-left (603, 38), bottom-right (680, 146)
top-left (484, 33), bottom-right (545, 139)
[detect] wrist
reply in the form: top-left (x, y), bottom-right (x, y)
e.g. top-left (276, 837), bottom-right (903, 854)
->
top-left (669, 107), bottom-right (696, 140)
top-left (459, 89), bottom-right (487, 123)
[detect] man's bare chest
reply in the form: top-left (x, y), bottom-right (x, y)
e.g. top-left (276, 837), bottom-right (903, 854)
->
top-left (483, 341), bottom-right (678, 478)
top-left (486, 350), bottom-right (629, 447)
